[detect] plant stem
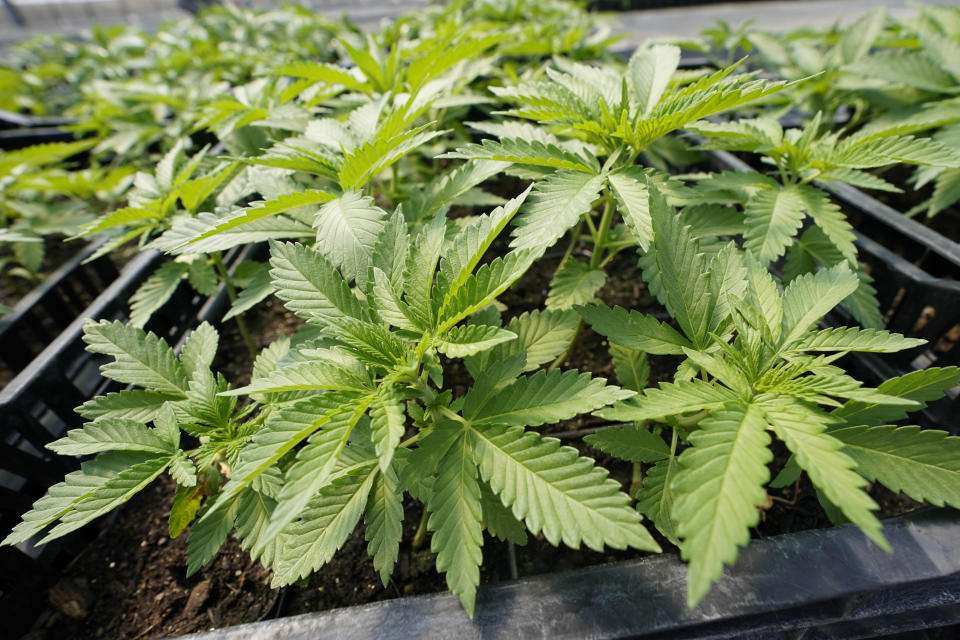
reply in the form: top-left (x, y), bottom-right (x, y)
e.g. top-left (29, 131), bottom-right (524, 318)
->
top-left (590, 194), bottom-right (615, 269)
top-left (629, 462), bottom-right (642, 499)
top-left (411, 508), bottom-right (430, 551)
top-left (546, 318), bottom-right (583, 372)
top-left (557, 220), bottom-right (582, 271)
top-left (212, 251), bottom-right (257, 357)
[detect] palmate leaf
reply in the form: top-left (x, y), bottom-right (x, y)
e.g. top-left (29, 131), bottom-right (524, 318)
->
top-left (199, 392), bottom-right (367, 523)
top-left (468, 424), bottom-right (660, 552)
top-left (155, 211), bottom-right (314, 256)
top-left (265, 394), bottom-right (371, 541)
top-left (3, 451), bottom-right (155, 545)
top-left (509, 170), bottom-right (605, 252)
top-left (128, 262), bottom-right (189, 329)
top-left (546, 259), bottom-right (607, 310)
top-left (630, 44), bottom-right (682, 117)
top-left (596, 378), bottom-right (738, 422)
top-left (365, 461), bottom-right (403, 586)
top-left (313, 192), bottom-right (387, 285)
top-left (83, 320), bottom-right (189, 396)
top-left (780, 263), bottom-right (859, 346)
top-left (672, 403), bottom-right (772, 605)
top-left (369, 384), bottom-right (407, 471)
top-left (784, 327), bottom-right (926, 354)
top-left (440, 137), bottom-right (599, 173)
top-left (338, 125), bottom-right (443, 191)
top-left (584, 424), bottom-right (669, 463)
top-left (173, 189), bottom-right (336, 252)
top-left (464, 369), bottom-right (633, 428)
top-left (610, 344), bottom-right (651, 393)
top-left (76, 390), bottom-right (181, 423)
top-left (639, 181), bottom-right (713, 348)
top-left (42, 456), bottom-right (170, 543)
top-left (832, 367), bottom-right (960, 426)
top-left (577, 304), bottom-right (692, 355)
top-left (743, 185), bottom-right (806, 263)
top-left (272, 461), bottom-right (378, 586)
top-left (438, 187), bottom-right (532, 300)
top-left (428, 434), bottom-right (483, 616)
top-left (436, 250), bottom-right (537, 333)
top-left (269, 241), bottom-right (368, 325)
top-left (47, 419), bottom-right (174, 457)
top-left (762, 398), bottom-right (886, 549)
top-left (608, 168), bottom-right (653, 250)
top-left (436, 324), bottom-right (517, 358)
top-left (465, 309), bottom-right (579, 377)
top-left (636, 455), bottom-right (680, 545)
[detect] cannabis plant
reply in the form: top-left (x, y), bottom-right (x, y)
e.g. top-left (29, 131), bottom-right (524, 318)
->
top-left (579, 180), bottom-right (960, 605)
top-left (688, 113), bottom-right (960, 326)
top-left (6, 189), bottom-right (657, 615)
top-left (0, 139), bottom-right (131, 280)
top-left (442, 45), bottom-right (793, 310)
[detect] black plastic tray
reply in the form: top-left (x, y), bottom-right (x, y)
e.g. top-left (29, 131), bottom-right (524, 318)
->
top-left (175, 508), bottom-right (960, 640)
top-left (0, 240), bottom-right (120, 375)
top-left (0, 243), bottom-right (258, 539)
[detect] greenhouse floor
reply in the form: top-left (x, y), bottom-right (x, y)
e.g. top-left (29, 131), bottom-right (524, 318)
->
top-left (2, 0), bottom-right (959, 46)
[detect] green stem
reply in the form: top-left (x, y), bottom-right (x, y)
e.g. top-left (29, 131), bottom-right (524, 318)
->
top-left (629, 462), bottom-right (642, 499)
top-left (411, 507), bottom-right (430, 551)
top-left (557, 220), bottom-right (582, 271)
top-left (590, 194), bottom-right (615, 269)
top-left (546, 318), bottom-right (583, 372)
top-left (212, 251), bottom-right (257, 357)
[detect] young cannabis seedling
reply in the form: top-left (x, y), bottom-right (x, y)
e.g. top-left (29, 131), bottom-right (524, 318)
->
top-left (688, 113), bottom-right (960, 326)
top-left (7, 189), bottom-right (658, 616)
top-left (2, 320), bottom-right (256, 547)
top-left (442, 44), bottom-right (794, 309)
top-left (578, 180), bottom-right (960, 606)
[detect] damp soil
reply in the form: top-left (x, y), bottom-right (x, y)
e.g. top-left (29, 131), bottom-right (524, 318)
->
top-left (17, 212), bottom-right (929, 640)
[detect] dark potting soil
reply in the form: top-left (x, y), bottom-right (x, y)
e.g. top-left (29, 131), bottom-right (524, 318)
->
top-left (19, 218), bottom-right (927, 640)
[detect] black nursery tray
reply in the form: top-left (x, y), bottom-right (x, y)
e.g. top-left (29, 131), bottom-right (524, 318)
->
top-left (177, 508), bottom-right (960, 640)
top-left (0, 240), bottom-right (120, 375)
top-left (0, 243), bottom-right (260, 539)
top-left (0, 242), bottom-right (262, 636)
top-left (706, 149), bottom-right (960, 430)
